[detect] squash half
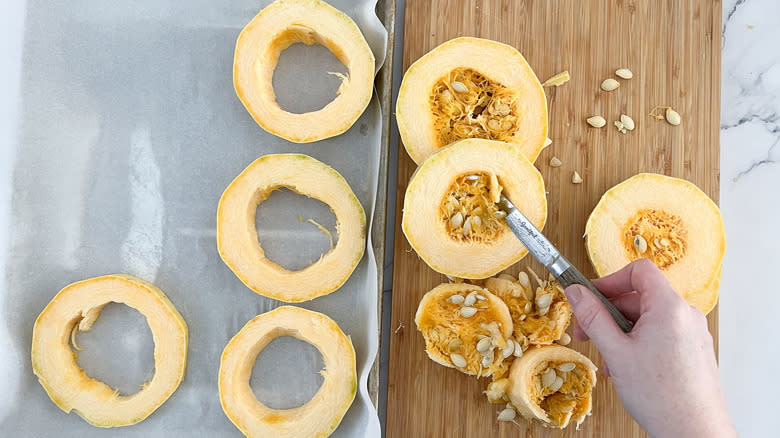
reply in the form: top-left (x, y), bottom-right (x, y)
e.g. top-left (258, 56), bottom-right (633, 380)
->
top-left (219, 306), bottom-right (356, 438)
top-left (506, 345), bottom-right (597, 429)
top-left (234, 0), bottom-right (375, 143)
top-left (402, 138), bottom-right (547, 279)
top-left (585, 173), bottom-right (725, 314)
top-left (31, 274), bottom-right (188, 427)
top-left (415, 283), bottom-right (514, 377)
top-left (217, 154), bottom-right (366, 302)
top-left (397, 37), bottom-right (548, 164)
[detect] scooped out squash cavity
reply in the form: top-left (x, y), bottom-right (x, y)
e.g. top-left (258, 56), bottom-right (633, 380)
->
top-left (219, 306), bottom-right (356, 438)
top-left (402, 138), bottom-right (547, 279)
top-left (234, 0), bottom-right (375, 143)
top-left (397, 37), bottom-right (548, 164)
top-left (31, 274), bottom-right (188, 427)
top-left (217, 153), bottom-right (366, 302)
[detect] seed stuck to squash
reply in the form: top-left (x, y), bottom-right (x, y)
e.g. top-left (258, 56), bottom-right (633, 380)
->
top-left (219, 306), bottom-right (356, 438)
top-left (585, 173), bottom-right (725, 314)
top-left (397, 37), bottom-right (548, 164)
top-left (31, 274), bottom-right (188, 428)
top-left (415, 283), bottom-right (514, 377)
top-left (217, 154), bottom-right (366, 302)
top-left (233, 0), bottom-right (375, 143)
top-left (403, 138), bottom-right (547, 279)
top-left (506, 345), bottom-right (597, 429)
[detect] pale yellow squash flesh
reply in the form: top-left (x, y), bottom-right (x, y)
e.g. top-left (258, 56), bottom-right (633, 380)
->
top-left (585, 173), bottom-right (725, 314)
top-left (217, 154), bottom-right (366, 302)
top-left (507, 345), bottom-right (597, 429)
top-left (219, 306), bottom-right (356, 438)
top-left (234, 0), bottom-right (375, 143)
top-left (31, 274), bottom-right (188, 427)
top-left (402, 138), bottom-right (547, 279)
top-left (397, 37), bottom-right (548, 164)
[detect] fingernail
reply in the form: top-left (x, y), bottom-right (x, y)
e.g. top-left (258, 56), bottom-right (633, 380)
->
top-left (564, 286), bottom-right (582, 304)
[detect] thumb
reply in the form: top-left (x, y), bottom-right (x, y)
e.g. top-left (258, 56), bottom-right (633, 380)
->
top-left (564, 285), bottom-right (627, 357)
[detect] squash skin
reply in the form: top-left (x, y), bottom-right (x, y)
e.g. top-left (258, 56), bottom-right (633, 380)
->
top-left (217, 154), bottom-right (366, 302)
top-left (219, 306), bottom-right (356, 438)
top-left (585, 173), bottom-right (725, 314)
top-left (31, 274), bottom-right (188, 428)
top-left (397, 37), bottom-right (548, 164)
top-left (233, 0), bottom-right (375, 143)
top-left (402, 138), bottom-right (547, 279)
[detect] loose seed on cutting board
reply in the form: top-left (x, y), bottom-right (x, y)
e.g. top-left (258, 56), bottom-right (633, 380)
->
top-left (497, 407), bottom-right (516, 421)
top-left (542, 70), bottom-right (570, 87)
top-left (587, 116), bottom-right (606, 128)
top-left (550, 156), bottom-right (562, 167)
top-left (572, 171), bottom-right (583, 184)
top-left (666, 108), bottom-right (682, 125)
top-left (620, 114), bottom-right (635, 130)
top-left (601, 78), bottom-right (620, 91)
top-left (615, 68), bottom-right (633, 79)
top-left (558, 333), bottom-right (572, 346)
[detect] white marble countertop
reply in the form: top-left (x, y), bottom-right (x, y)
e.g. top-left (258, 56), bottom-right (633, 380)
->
top-left (379, 1), bottom-right (780, 436)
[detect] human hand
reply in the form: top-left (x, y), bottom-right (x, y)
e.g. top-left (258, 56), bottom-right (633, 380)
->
top-left (564, 259), bottom-right (737, 438)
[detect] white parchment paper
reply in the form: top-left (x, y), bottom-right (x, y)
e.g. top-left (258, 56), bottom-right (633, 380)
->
top-left (0, 0), bottom-right (386, 436)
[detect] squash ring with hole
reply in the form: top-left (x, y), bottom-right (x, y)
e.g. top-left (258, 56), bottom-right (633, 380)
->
top-left (31, 274), bottom-right (188, 427)
top-left (402, 138), bottom-right (547, 279)
top-left (234, 0), bottom-right (375, 143)
top-left (219, 306), bottom-right (356, 438)
top-left (585, 173), bottom-right (725, 314)
top-left (217, 154), bottom-right (366, 302)
top-left (397, 37), bottom-right (548, 165)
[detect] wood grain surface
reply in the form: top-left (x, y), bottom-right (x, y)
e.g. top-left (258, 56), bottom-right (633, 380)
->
top-left (387, 1), bottom-right (721, 437)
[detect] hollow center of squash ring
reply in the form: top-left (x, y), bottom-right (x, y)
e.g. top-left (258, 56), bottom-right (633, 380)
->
top-left (269, 25), bottom-right (350, 114)
top-left (72, 303), bottom-right (154, 397)
top-left (255, 187), bottom-right (338, 272)
top-left (533, 361), bottom-right (594, 427)
top-left (440, 172), bottom-right (506, 243)
top-left (430, 68), bottom-right (520, 148)
top-left (250, 335), bottom-right (325, 410)
top-left (623, 209), bottom-right (687, 269)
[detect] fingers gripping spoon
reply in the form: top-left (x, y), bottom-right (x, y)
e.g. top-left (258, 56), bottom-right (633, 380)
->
top-left (497, 196), bottom-right (634, 333)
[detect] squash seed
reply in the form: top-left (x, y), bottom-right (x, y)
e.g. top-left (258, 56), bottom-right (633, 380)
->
top-left (539, 306), bottom-right (550, 316)
top-left (497, 407), bottom-right (516, 421)
top-left (466, 174), bottom-right (480, 181)
top-left (660, 237), bottom-right (671, 247)
top-left (487, 119), bottom-right (501, 130)
top-left (542, 368), bottom-right (557, 387)
top-left (615, 68), bottom-right (633, 79)
top-left (542, 70), bottom-right (570, 87)
top-left (448, 339), bottom-right (462, 352)
top-left (451, 81), bottom-right (468, 93)
top-left (549, 376), bottom-right (564, 392)
top-left (476, 337), bottom-right (492, 353)
top-left (601, 78), bottom-right (620, 91)
top-left (472, 215), bottom-right (483, 227)
top-left (558, 333), bottom-right (572, 346)
top-left (536, 293), bottom-right (553, 308)
top-left (450, 353), bottom-right (467, 368)
top-left (464, 292), bottom-right (477, 307)
top-left (550, 156), bottom-right (563, 167)
top-left (475, 294), bottom-right (487, 301)
top-left (450, 212), bottom-right (463, 228)
top-left (633, 235), bottom-right (647, 253)
top-left (501, 341), bottom-right (515, 358)
top-left (462, 216), bottom-right (473, 236)
top-left (572, 171), bottom-right (583, 184)
top-left (512, 340), bottom-right (524, 357)
top-left (481, 352), bottom-right (494, 368)
top-left (558, 362), bottom-right (576, 372)
top-left (448, 294), bottom-right (465, 305)
top-left (460, 306), bottom-right (478, 318)
top-left (586, 116), bottom-right (607, 128)
top-left (620, 114), bottom-right (635, 130)
top-left (516, 271), bottom-right (531, 289)
top-left (666, 108), bottom-right (681, 125)
top-left (494, 210), bottom-right (507, 219)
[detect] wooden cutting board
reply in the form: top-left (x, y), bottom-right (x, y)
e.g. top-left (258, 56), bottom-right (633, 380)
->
top-left (387, 1), bottom-right (721, 437)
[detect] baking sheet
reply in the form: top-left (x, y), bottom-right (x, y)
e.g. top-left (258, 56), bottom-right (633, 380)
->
top-left (0, 0), bottom-right (387, 436)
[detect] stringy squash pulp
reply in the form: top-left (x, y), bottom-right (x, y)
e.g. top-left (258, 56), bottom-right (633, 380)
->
top-left (585, 173), bottom-right (725, 314)
top-left (31, 275), bottom-right (188, 427)
top-left (233, 0), bottom-right (375, 142)
top-left (402, 138), bottom-right (547, 279)
top-left (397, 37), bottom-right (548, 164)
top-left (217, 154), bottom-right (365, 302)
top-left (219, 306), bottom-right (356, 438)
